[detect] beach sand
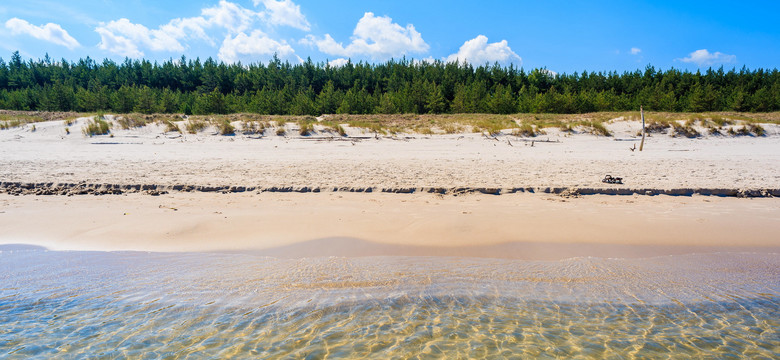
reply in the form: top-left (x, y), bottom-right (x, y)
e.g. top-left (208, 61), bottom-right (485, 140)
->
top-left (1, 117), bottom-right (779, 260)
top-left (2, 192), bottom-right (778, 260)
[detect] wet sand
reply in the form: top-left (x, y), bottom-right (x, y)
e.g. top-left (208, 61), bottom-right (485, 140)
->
top-left (1, 192), bottom-right (778, 260)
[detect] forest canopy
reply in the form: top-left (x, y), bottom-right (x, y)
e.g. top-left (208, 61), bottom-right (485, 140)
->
top-left (0, 52), bottom-right (777, 115)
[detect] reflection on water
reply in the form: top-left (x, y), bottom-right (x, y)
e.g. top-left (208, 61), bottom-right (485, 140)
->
top-left (1, 250), bottom-right (778, 358)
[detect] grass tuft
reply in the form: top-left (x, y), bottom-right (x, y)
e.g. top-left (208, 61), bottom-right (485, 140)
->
top-left (164, 120), bottom-right (181, 133)
top-left (645, 120), bottom-right (671, 134)
top-left (82, 115), bottom-right (111, 136)
top-left (298, 120), bottom-right (314, 136)
top-left (116, 114), bottom-right (152, 129)
top-left (217, 120), bottom-right (235, 135)
top-left (185, 119), bottom-right (207, 134)
top-left (671, 122), bottom-right (700, 138)
top-left (241, 120), bottom-right (265, 135)
top-left (512, 123), bottom-right (545, 137)
top-left (749, 123), bottom-right (765, 136)
top-left (588, 121), bottom-right (612, 136)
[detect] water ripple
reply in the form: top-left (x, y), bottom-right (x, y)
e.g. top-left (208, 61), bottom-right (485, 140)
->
top-left (0, 250), bottom-right (778, 358)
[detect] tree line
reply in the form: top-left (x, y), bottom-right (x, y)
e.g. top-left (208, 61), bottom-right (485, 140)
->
top-left (0, 52), bottom-right (777, 115)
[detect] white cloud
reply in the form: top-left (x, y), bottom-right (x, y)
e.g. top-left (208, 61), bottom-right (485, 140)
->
top-left (678, 49), bottom-right (736, 66)
top-left (218, 30), bottom-right (298, 64)
top-left (96, 18), bottom-right (186, 57)
top-left (445, 35), bottom-right (521, 65)
top-left (202, 0), bottom-right (257, 33)
top-left (4, 18), bottom-right (80, 50)
top-left (95, 26), bottom-right (144, 58)
top-left (328, 58), bottom-right (349, 67)
top-left (160, 17), bottom-right (213, 45)
top-left (255, 0), bottom-right (310, 31)
top-left (630, 47), bottom-right (641, 55)
top-left (414, 56), bottom-right (437, 65)
top-left (309, 12), bottom-right (428, 60)
top-left (95, 0), bottom-right (312, 59)
top-left (96, 1), bottom-right (264, 58)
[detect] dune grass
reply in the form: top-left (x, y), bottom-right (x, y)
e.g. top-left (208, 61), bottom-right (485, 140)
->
top-left (0, 110), bottom-right (777, 136)
top-left (163, 120), bottom-right (181, 133)
top-left (298, 119), bottom-right (314, 136)
top-left (82, 115), bottom-right (111, 137)
top-left (216, 120), bottom-right (235, 135)
top-left (240, 120), bottom-right (266, 135)
top-left (116, 114), bottom-right (154, 129)
top-left (185, 119), bottom-right (208, 134)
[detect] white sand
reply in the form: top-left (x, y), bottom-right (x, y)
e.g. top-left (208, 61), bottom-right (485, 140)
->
top-left (1, 116), bottom-right (779, 259)
top-left (1, 117), bottom-right (779, 189)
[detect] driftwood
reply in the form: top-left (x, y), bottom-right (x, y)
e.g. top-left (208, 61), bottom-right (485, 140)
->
top-left (508, 137), bottom-right (560, 143)
top-left (639, 105), bottom-right (646, 151)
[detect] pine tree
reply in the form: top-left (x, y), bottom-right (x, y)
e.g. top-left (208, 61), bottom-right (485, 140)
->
top-left (426, 83), bottom-right (447, 113)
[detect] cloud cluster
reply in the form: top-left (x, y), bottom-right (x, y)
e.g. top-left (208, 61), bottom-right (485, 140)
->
top-left (218, 31), bottom-right (298, 64)
top-left (96, 18), bottom-right (196, 58)
top-left (328, 58), bottom-right (350, 67)
top-left (4, 18), bottom-right (80, 50)
top-left (202, 0), bottom-right (256, 33)
top-left (307, 12), bottom-right (428, 60)
top-left (445, 35), bottom-right (521, 66)
top-left (95, 0), bottom-right (309, 62)
top-left (4, 1), bottom-right (526, 67)
top-left (630, 47), bottom-right (641, 55)
top-left (255, 0), bottom-right (310, 31)
top-left (678, 49), bottom-right (736, 66)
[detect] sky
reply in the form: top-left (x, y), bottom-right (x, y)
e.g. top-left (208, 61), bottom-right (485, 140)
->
top-left (0, 0), bottom-right (778, 73)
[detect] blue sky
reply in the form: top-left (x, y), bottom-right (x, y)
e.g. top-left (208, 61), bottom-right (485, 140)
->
top-left (0, 0), bottom-right (778, 73)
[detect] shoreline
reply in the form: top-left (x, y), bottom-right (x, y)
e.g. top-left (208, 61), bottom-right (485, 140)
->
top-left (3, 181), bottom-right (779, 197)
top-left (2, 192), bottom-right (779, 260)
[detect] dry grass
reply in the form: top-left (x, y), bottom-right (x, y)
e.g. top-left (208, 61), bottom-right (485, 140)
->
top-left (728, 124), bottom-right (766, 137)
top-left (301, 112), bottom-right (778, 136)
top-left (298, 119), bottom-right (315, 136)
top-left (0, 114), bottom-right (43, 130)
top-left (240, 120), bottom-right (266, 135)
top-left (163, 120), bottom-right (181, 133)
top-left (587, 121), bottom-right (612, 137)
top-left (82, 115), bottom-right (111, 137)
top-left (215, 119), bottom-right (235, 135)
top-left (671, 122), bottom-right (701, 138)
top-left (1, 110), bottom-right (777, 136)
top-left (511, 123), bottom-right (545, 137)
top-left (645, 120), bottom-right (671, 133)
top-left (0, 110), bottom-right (82, 124)
top-left (322, 121), bottom-right (348, 136)
top-left (185, 119), bottom-right (208, 134)
top-left (115, 114), bottom-right (156, 129)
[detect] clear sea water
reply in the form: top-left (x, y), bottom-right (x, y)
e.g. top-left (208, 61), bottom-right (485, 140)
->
top-left (1, 248), bottom-right (778, 358)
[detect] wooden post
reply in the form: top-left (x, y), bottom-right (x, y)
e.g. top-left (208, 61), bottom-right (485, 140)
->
top-left (639, 106), bottom-right (646, 151)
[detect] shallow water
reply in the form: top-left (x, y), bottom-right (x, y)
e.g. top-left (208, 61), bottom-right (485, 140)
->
top-left (1, 249), bottom-right (778, 358)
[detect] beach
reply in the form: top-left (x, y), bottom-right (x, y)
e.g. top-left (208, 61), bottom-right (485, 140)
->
top-left (2, 115), bottom-right (780, 357)
top-left (1, 116), bottom-right (780, 257)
